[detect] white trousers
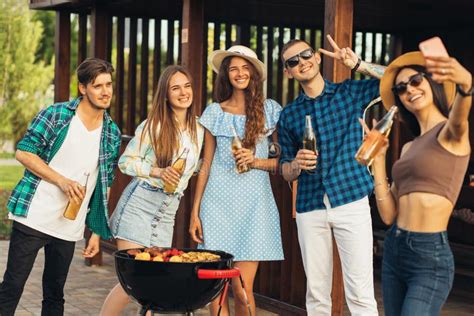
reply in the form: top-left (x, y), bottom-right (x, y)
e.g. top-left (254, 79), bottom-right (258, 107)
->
top-left (296, 195), bottom-right (378, 316)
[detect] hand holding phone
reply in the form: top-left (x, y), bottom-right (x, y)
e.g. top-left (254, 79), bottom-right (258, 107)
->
top-left (419, 37), bottom-right (449, 58)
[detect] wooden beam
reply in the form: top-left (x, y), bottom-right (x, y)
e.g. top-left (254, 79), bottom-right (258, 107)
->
top-left (212, 22), bottom-right (221, 84)
top-left (91, 4), bottom-right (111, 60)
top-left (181, 0), bottom-right (204, 113)
top-left (323, 1), bottom-right (354, 315)
top-left (153, 18), bottom-right (162, 94)
top-left (127, 17), bottom-right (138, 134)
top-left (85, 5), bottom-right (108, 267)
top-left (166, 19), bottom-right (174, 65)
top-left (91, 4), bottom-right (109, 59)
top-left (54, 11), bottom-right (70, 102)
top-left (115, 16), bottom-right (125, 130)
top-left (77, 13), bottom-right (87, 64)
top-left (140, 18), bottom-right (149, 121)
top-left (173, 0), bottom-right (204, 250)
top-left (238, 23), bottom-right (251, 46)
top-left (202, 22), bottom-right (209, 104)
top-left (106, 15), bottom-right (113, 62)
top-left (323, 0), bottom-right (353, 82)
top-left (77, 13), bottom-right (87, 97)
top-left (266, 26), bottom-right (274, 99)
top-left (225, 23), bottom-right (232, 48)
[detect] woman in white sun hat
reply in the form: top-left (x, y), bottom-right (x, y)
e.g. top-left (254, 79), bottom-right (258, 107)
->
top-left (189, 45), bottom-right (284, 316)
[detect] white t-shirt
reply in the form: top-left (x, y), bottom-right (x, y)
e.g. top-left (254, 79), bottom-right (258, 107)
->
top-left (10, 115), bottom-right (102, 241)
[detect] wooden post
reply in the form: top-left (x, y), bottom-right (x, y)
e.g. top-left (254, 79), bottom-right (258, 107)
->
top-left (91, 4), bottom-right (109, 60)
top-left (54, 11), bottom-right (70, 102)
top-left (86, 4), bottom-right (112, 267)
top-left (238, 23), bottom-right (251, 47)
top-left (323, 0), bottom-right (354, 315)
top-left (323, 0), bottom-right (353, 82)
top-left (181, 0), bottom-right (204, 113)
top-left (171, 0), bottom-right (205, 249)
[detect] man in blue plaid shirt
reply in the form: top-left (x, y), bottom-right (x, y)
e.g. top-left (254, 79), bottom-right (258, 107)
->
top-left (278, 35), bottom-right (386, 315)
top-left (0, 58), bottom-right (121, 315)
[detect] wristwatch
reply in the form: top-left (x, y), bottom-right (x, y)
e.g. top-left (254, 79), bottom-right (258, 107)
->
top-left (457, 84), bottom-right (473, 97)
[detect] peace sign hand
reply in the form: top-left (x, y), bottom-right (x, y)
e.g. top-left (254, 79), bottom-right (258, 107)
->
top-left (318, 34), bottom-right (359, 70)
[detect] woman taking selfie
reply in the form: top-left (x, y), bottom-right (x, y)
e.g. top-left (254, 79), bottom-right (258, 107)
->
top-left (372, 51), bottom-right (471, 315)
top-left (189, 45), bottom-right (284, 316)
top-left (100, 65), bottom-right (204, 315)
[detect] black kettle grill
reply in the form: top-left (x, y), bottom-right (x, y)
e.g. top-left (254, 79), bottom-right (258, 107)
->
top-left (114, 248), bottom-right (247, 315)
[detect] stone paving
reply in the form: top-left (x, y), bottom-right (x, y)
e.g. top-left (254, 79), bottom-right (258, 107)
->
top-left (0, 240), bottom-right (472, 315)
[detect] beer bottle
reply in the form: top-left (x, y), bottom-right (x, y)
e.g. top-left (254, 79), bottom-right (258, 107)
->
top-left (302, 115), bottom-right (317, 174)
top-left (231, 125), bottom-right (250, 174)
top-left (64, 172), bottom-right (90, 220)
top-left (355, 105), bottom-right (398, 166)
top-left (163, 148), bottom-right (189, 193)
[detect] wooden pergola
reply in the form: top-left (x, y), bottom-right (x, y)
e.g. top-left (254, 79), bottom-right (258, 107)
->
top-left (29, 0), bottom-right (474, 314)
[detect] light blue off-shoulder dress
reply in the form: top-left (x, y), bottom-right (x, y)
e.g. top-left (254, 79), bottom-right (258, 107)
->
top-left (198, 99), bottom-right (284, 261)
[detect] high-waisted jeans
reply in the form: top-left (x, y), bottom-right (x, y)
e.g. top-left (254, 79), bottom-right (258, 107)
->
top-left (382, 224), bottom-right (454, 316)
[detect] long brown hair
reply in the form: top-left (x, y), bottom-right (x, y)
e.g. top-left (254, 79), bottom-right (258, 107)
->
top-left (213, 56), bottom-right (265, 149)
top-left (141, 65), bottom-right (198, 167)
top-left (394, 65), bottom-right (449, 136)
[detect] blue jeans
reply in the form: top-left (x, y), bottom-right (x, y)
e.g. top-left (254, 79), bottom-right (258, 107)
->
top-left (382, 224), bottom-right (454, 316)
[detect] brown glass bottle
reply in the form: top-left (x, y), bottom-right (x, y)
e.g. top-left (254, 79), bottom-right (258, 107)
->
top-left (231, 125), bottom-right (250, 174)
top-left (163, 148), bottom-right (189, 193)
top-left (355, 105), bottom-right (398, 166)
top-left (302, 115), bottom-right (317, 174)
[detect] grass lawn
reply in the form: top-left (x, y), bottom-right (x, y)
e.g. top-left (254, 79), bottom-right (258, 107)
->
top-left (0, 165), bottom-right (23, 238)
top-left (0, 165), bottom-right (24, 191)
top-left (0, 152), bottom-right (15, 159)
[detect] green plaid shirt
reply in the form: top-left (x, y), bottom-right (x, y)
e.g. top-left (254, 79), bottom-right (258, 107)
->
top-left (7, 98), bottom-right (121, 239)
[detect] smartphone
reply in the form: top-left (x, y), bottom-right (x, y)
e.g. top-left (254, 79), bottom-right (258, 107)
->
top-left (419, 37), bottom-right (449, 58)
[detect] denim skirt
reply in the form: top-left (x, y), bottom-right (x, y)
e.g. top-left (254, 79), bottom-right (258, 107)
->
top-left (109, 179), bottom-right (181, 247)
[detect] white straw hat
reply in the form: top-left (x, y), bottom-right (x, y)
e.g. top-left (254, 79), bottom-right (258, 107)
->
top-left (208, 45), bottom-right (267, 81)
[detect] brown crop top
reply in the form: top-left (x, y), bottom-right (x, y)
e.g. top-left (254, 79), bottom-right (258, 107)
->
top-left (392, 121), bottom-right (470, 205)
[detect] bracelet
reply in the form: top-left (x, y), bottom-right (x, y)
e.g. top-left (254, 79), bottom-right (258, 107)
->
top-left (352, 57), bottom-right (362, 72)
top-left (456, 83), bottom-right (473, 97)
top-left (376, 185), bottom-right (392, 201)
top-left (374, 178), bottom-right (388, 188)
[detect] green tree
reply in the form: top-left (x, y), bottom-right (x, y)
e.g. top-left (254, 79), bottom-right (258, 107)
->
top-left (0, 0), bottom-right (53, 146)
top-left (32, 10), bottom-right (55, 65)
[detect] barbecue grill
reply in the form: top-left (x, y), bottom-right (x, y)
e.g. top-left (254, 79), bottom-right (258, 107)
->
top-left (114, 248), bottom-right (243, 315)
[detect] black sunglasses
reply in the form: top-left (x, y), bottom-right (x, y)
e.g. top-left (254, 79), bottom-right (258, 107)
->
top-left (391, 73), bottom-right (428, 95)
top-left (284, 48), bottom-right (315, 68)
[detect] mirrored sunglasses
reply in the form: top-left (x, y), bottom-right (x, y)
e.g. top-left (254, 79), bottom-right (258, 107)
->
top-left (284, 48), bottom-right (315, 68)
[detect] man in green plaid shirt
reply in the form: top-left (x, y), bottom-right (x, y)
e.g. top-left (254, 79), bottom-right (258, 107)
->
top-left (0, 58), bottom-right (121, 315)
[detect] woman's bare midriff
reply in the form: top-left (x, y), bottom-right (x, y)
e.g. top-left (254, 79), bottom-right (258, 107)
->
top-left (396, 192), bottom-right (453, 232)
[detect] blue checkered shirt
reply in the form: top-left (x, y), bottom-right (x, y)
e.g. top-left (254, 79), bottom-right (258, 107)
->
top-left (278, 79), bottom-right (379, 212)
